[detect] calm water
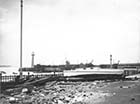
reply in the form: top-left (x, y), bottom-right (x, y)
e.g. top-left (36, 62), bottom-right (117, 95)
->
top-left (0, 67), bottom-right (35, 76)
top-left (0, 67), bottom-right (19, 75)
top-left (0, 67), bottom-right (57, 76)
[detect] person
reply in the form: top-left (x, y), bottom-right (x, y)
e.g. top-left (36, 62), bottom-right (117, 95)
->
top-left (15, 75), bottom-right (20, 83)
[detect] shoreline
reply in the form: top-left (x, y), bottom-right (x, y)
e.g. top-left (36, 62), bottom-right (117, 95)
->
top-left (1, 79), bottom-right (140, 104)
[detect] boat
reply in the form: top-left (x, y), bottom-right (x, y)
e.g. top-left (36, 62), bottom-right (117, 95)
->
top-left (63, 67), bottom-right (125, 81)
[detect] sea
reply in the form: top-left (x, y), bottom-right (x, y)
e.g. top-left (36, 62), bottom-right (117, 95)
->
top-left (0, 67), bottom-right (59, 76)
top-left (0, 67), bottom-right (19, 75)
top-left (0, 67), bottom-right (35, 76)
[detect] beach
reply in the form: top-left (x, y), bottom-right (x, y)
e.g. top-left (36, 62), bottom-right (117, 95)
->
top-left (96, 80), bottom-right (140, 104)
top-left (0, 78), bottom-right (140, 104)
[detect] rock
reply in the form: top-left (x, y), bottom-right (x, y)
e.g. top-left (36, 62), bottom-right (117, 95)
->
top-left (59, 88), bottom-right (65, 92)
top-left (57, 99), bottom-right (64, 104)
top-left (65, 96), bottom-right (71, 101)
top-left (68, 94), bottom-right (74, 98)
top-left (120, 86), bottom-right (130, 89)
top-left (131, 97), bottom-right (135, 101)
top-left (0, 98), bottom-right (10, 104)
top-left (8, 97), bottom-right (15, 101)
top-left (90, 93), bottom-right (93, 96)
top-left (3, 81), bottom-right (113, 104)
top-left (59, 96), bottom-right (65, 100)
top-left (39, 93), bottom-right (45, 97)
top-left (22, 88), bottom-right (28, 93)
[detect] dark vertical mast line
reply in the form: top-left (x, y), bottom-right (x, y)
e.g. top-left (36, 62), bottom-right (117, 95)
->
top-left (20, 0), bottom-right (23, 75)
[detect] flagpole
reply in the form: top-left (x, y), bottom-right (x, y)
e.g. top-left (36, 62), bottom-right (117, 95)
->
top-left (20, 0), bottom-right (23, 76)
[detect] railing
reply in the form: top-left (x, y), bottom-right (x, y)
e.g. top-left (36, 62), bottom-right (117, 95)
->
top-left (1, 73), bottom-right (63, 83)
top-left (1, 75), bottom-right (17, 82)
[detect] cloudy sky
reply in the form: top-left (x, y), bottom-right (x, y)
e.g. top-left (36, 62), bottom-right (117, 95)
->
top-left (0, 0), bottom-right (140, 67)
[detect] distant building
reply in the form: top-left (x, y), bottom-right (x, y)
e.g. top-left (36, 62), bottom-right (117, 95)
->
top-left (117, 63), bottom-right (140, 69)
top-left (100, 63), bottom-right (140, 69)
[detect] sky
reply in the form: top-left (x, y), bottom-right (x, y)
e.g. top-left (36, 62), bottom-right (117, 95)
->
top-left (0, 0), bottom-right (140, 67)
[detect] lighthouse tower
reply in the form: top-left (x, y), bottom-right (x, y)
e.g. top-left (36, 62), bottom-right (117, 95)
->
top-left (31, 52), bottom-right (35, 68)
top-left (110, 54), bottom-right (112, 68)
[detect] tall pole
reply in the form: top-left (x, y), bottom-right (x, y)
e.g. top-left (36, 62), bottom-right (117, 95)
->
top-left (20, 0), bottom-right (23, 76)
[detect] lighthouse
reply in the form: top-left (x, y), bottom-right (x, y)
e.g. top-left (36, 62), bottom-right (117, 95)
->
top-left (31, 52), bottom-right (35, 68)
top-left (110, 54), bottom-right (112, 68)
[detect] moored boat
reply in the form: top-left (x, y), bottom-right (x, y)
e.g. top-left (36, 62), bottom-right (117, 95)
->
top-left (63, 68), bottom-right (125, 80)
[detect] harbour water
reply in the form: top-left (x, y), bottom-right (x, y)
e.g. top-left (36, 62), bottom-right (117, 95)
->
top-left (0, 67), bottom-right (19, 75)
top-left (0, 67), bottom-right (37, 76)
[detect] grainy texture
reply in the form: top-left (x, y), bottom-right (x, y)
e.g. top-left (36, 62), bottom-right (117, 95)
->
top-left (1, 79), bottom-right (140, 104)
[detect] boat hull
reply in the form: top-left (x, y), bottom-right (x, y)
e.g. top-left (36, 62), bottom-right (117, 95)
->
top-left (63, 68), bottom-right (125, 80)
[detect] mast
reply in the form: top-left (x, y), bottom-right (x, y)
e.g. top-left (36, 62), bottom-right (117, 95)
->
top-left (20, 0), bottom-right (23, 75)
